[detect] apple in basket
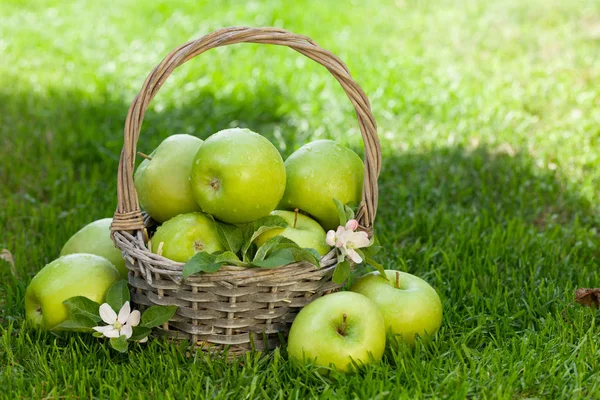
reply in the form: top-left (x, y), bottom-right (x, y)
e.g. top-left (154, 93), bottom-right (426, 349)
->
top-left (254, 210), bottom-right (331, 256)
top-left (350, 270), bottom-right (443, 346)
top-left (134, 134), bottom-right (204, 223)
top-left (190, 128), bottom-right (286, 224)
top-left (60, 218), bottom-right (128, 279)
top-left (287, 291), bottom-right (386, 373)
top-left (278, 140), bottom-right (364, 231)
top-left (25, 254), bottom-right (121, 329)
top-left (151, 212), bottom-right (224, 262)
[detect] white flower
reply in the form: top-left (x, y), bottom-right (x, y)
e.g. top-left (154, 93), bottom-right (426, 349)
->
top-left (326, 219), bottom-right (370, 263)
top-left (93, 301), bottom-right (141, 339)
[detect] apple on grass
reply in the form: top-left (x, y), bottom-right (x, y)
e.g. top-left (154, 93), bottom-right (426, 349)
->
top-left (350, 270), bottom-right (443, 346)
top-left (151, 212), bottom-right (224, 263)
top-left (134, 134), bottom-right (204, 223)
top-left (25, 254), bottom-right (121, 329)
top-left (287, 291), bottom-right (386, 373)
top-left (60, 218), bottom-right (128, 279)
top-left (190, 128), bottom-right (286, 224)
top-left (254, 209), bottom-right (331, 256)
top-left (279, 140), bottom-right (364, 231)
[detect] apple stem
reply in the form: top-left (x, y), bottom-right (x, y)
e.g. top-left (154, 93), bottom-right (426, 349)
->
top-left (137, 151), bottom-right (152, 160)
top-left (338, 313), bottom-right (348, 336)
top-left (396, 271), bottom-right (400, 289)
top-left (293, 208), bottom-right (299, 229)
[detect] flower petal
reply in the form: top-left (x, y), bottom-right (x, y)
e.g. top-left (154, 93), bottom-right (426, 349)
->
top-left (117, 301), bottom-right (131, 324)
top-left (120, 324), bottom-right (133, 339)
top-left (345, 219), bottom-right (359, 231)
top-left (346, 249), bottom-right (363, 264)
top-left (99, 303), bottom-right (117, 325)
top-left (350, 232), bottom-right (370, 249)
top-left (102, 327), bottom-right (121, 338)
top-left (326, 230), bottom-right (337, 246)
top-left (92, 325), bottom-right (113, 333)
top-left (127, 310), bottom-right (141, 327)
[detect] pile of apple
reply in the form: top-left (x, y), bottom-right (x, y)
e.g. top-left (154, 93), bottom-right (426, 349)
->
top-left (133, 128), bottom-right (364, 263)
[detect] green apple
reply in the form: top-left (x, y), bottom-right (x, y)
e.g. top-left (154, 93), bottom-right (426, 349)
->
top-left (350, 270), bottom-right (443, 346)
top-left (134, 134), bottom-right (203, 223)
top-left (190, 128), bottom-right (286, 224)
top-left (279, 140), bottom-right (364, 231)
top-left (151, 212), bottom-right (224, 262)
top-left (25, 254), bottom-right (121, 329)
top-left (287, 291), bottom-right (386, 373)
top-left (254, 210), bottom-right (330, 256)
top-left (60, 218), bottom-right (127, 279)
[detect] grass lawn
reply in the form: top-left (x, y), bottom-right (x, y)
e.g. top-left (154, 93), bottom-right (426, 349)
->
top-left (2, 0), bottom-right (600, 398)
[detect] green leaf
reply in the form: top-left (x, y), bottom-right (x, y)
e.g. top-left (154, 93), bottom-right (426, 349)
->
top-left (130, 326), bottom-right (151, 341)
top-left (62, 296), bottom-right (101, 323)
top-left (109, 335), bottom-right (129, 353)
top-left (141, 305), bottom-right (177, 328)
top-left (105, 280), bottom-right (130, 312)
top-left (52, 314), bottom-right (97, 332)
top-left (252, 248), bottom-right (297, 268)
top-left (214, 219), bottom-right (245, 254)
top-left (365, 255), bottom-right (387, 280)
top-left (253, 236), bottom-right (295, 262)
top-left (92, 331), bottom-right (104, 338)
top-left (182, 252), bottom-right (223, 278)
top-left (333, 198), bottom-right (348, 226)
top-left (344, 204), bottom-right (355, 222)
top-left (214, 251), bottom-right (247, 266)
top-left (241, 215), bottom-right (288, 255)
top-left (332, 260), bottom-right (351, 284)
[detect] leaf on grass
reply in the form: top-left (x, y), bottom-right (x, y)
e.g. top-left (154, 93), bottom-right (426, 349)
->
top-left (333, 198), bottom-right (348, 226)
top-left (332, 260), bottom-right (351, 284)
top-left (182, 252), bottom-right (223, 278)
top-left (241, 215), bottom-right (288, 254)
top-left (141, 305), bottom-right (177, 328)
top-left (62, 296), bottom-right (102, 323)
top-left (0, 249), bottom-right (17, 278)
top-left (110, 335), bottom-right (129, 353)
top-left (574, 288), bottom-right (600, 308)
top-left (52, 313), bottom-right (97, 332)
top-left (105, 280), bottom-right (130, 311)
top-left (130, 326), bottom-right (151, 341)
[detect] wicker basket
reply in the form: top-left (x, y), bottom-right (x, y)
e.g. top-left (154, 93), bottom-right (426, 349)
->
top-left (110, 26), bottom-right (381, 356)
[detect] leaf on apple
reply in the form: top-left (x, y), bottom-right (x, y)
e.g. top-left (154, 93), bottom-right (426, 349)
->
top-left (332, 260), bottom-right (351, 284)
top-left (52, 313), bottom-right (98, 332)
top-left (241, 215), bottom-right (288, 255)
top-left (253, 236), bottom-right (297, 262)
top-left (333, 198), bottom-right (348, 226)
top-left (105, 280), bottom-right (130, 312)
top-left (141, 305), bottom-right (178, 328)
top-left (214, 251), bottom-right (247, 266)
top-left (182, 251), bottom-right (224, 277)
top-left (109, 335), bottom-right (129, 353)
top-left (212, 219), bottom-right (245, 254)
top-left (63, 296), bottom-right (102, 323)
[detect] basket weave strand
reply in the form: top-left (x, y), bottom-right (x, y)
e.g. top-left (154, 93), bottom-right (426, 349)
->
top-left (110, 26), bottom-right (381, 356)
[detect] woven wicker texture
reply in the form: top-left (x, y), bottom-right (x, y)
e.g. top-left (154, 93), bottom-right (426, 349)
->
top-left (111, 26), bottom-right (381, 355)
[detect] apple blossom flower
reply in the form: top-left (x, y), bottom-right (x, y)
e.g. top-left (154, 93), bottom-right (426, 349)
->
top-left (326, 219), bottom-right (370, 263)
top-left (93, 301), bottom-right (141, 339)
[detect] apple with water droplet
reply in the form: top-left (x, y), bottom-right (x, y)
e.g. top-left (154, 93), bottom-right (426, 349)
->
top-left (151, 212), bottom-right (224, 262)
top-left (134, 134), bottom-right (203, 223)
top-left (60, 218), bottom-right (128, 278)
top-left (254, 209), bottom-right (331, 255)
top-left (25, 254), bottom-right (121, 329)
top-left (287, 291), bottom-right (386, 373)
top-left (190, 128), bottom-right (286, 224)
top-left (279, 140), bottom-right (364, 231)
top-left (350, 270), bottom-right (443, 346)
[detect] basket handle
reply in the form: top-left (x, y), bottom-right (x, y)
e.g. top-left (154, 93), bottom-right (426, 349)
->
top-left (112, 26), bottom-right (381, 236)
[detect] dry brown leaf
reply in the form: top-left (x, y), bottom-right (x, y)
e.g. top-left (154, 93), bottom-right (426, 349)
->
top-left (0, 249), bottom-right (17, 277)
top-left (574, 288), bottom-right (600, 308)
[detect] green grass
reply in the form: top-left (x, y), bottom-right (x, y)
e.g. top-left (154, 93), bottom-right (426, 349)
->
top-left (2, 0), bottom-right (600, 398)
